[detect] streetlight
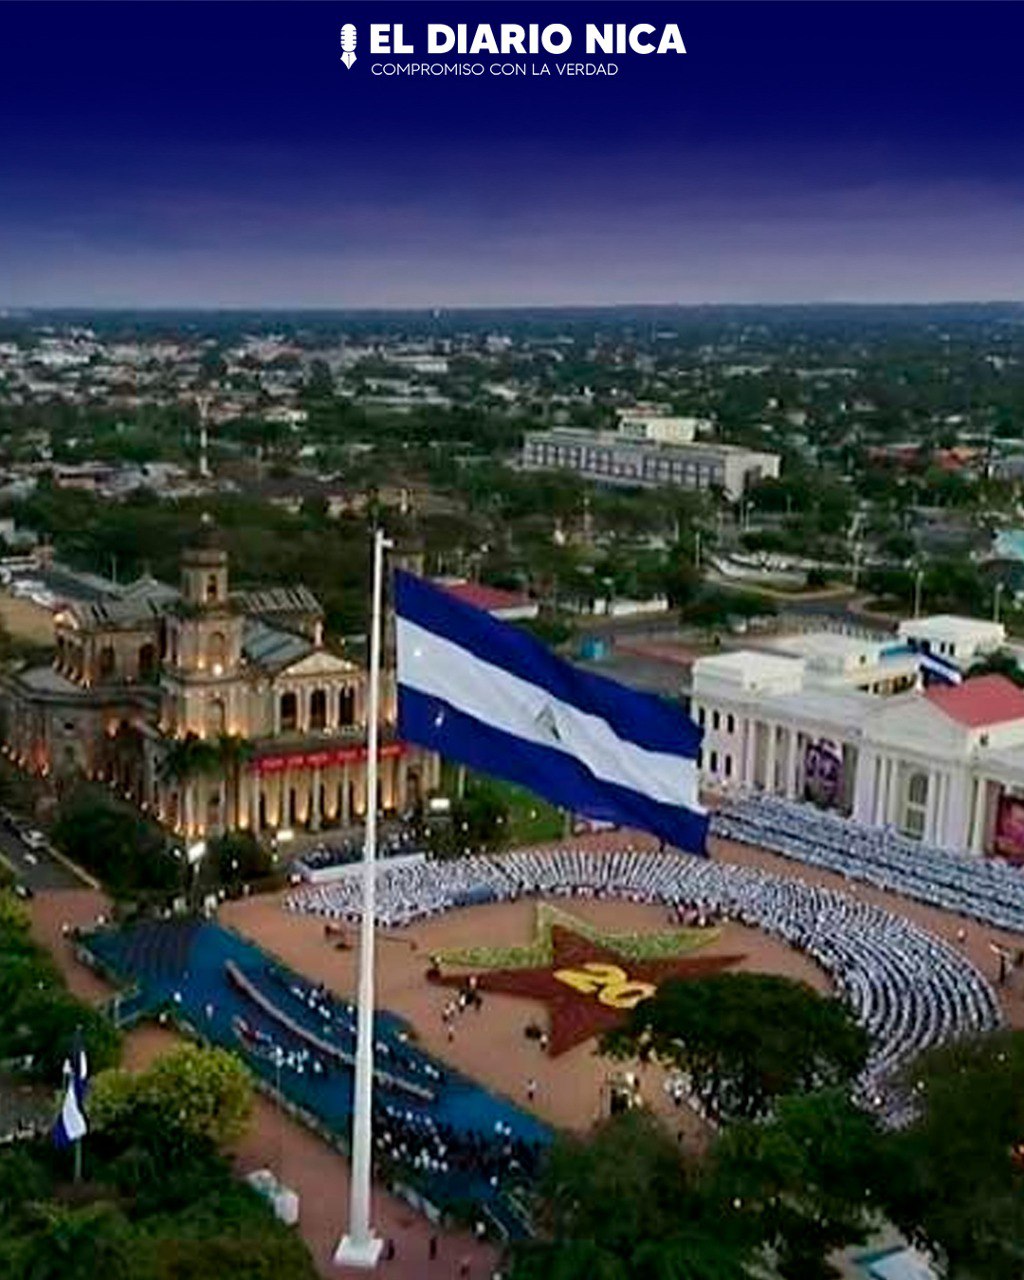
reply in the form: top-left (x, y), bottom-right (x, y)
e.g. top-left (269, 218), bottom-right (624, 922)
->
top-left (913, 568), bottom-right (924, 619)
top-left (186, 840), bottom-right (207, 912)
top-left (995, 581), bottom-right (1005, 625)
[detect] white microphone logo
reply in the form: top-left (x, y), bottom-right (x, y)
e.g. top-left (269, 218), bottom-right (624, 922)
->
top-left (340, 24), bottom-right (357, 68)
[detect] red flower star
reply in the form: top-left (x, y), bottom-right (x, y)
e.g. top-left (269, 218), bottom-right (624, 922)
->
top-left (430, 925), bottom-right (744, 1056)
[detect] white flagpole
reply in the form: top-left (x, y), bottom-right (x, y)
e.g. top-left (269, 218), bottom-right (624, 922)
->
top-left (335, 527), bottom-right (390, 1269)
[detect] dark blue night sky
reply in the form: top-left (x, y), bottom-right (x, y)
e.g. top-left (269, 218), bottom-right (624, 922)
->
top-left (3, 2), bottom-right (1024, 306)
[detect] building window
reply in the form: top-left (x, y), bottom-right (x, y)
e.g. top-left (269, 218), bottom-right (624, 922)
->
top-left (697, 707), bottom-right (706, 728)
top-left (206, 573), bottom-right (219, 603)
top-left (726, 714), bottom-right (735, 734)
top-left (709, 750), bottom-right (719, 774)
top-left (712, 710), bottom-right (721, 731)
top-left (280, 691), bottom-right (298, 733)
top-left (338, 686), bottom-right (355, 727)
top-left (206, 697), bottom-right (226, 737)
top-left (724, 754), bottom-right (733, 778)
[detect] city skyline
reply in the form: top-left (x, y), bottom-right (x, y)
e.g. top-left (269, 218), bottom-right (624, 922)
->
top-left (3, 2), bottom-right (1024, 307)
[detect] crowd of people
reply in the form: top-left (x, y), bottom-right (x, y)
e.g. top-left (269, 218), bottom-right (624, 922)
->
top-left (713, 794), bottom-right (1024, 933)
top-left (373, 1099), bottom-right (543, 1195)
top-left (285, 845), bottom-right (1001, 1118)
top-left (262, 963), bottom-right (445, 1089)
top-left (295, 828), bottom-right (427, 876)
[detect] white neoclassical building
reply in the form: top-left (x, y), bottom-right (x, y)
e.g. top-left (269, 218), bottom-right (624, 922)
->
top-left (692, 644), bottom-right (1024, 857)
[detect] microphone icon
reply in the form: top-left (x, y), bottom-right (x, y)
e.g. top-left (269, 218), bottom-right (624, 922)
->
top-left (340, 24), bottom-right (357, 68)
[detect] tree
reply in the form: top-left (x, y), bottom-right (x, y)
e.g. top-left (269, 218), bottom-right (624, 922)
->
top-left (52, 785), bottom-right (179, 895)
top-left (7, 1203), bottom-right (135, 1280)
top-left (602, 973), bottom-right (868, 1124)
top-left (207, 829), bottom-right (273, 890)
top-left (508, 1110), bottom-right (751, 1280)
top-left (160, 733), bottom-right (221, 837)
top-left (0, 889), bottom-right (121, 1083)
top-left (705, 1090), bottom-right (885, 1280)
top-left (139, 1231), bottom-right (320, 1280)
top-left (91, 1043), bottom-right (253, 1149)
top-left (214, 734), bottom-right (255, 834)
top-left (968, 648), bottom-right (1024, 688)
top-left (881, 1030), bottom-right (1024, 1280)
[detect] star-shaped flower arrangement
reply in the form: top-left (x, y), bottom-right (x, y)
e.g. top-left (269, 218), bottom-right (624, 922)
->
top-left (429, 904), bottom-right (744, 1056)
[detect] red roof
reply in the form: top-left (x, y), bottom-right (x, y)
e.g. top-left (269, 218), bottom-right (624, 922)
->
top-left (925, 674), bottom-right (1024, 728)
top-left (438, 580), bottom-right (534, 614)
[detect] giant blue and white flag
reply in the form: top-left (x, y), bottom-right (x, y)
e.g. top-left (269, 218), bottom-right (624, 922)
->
top-left (394, 571), bottom-right (708, 853)
top-left (908, 639), bottom-right (963, 686)
top-left (52, 1029), bottom-right (88, 1148)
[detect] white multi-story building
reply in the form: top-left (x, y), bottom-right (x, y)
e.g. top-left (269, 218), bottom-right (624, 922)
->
top-left (691, 637), bottom-right (1024, 856)
top-left (521, 426), bottom-right (779, 500)
top-left (896, 614), bottom-right (1005, 667)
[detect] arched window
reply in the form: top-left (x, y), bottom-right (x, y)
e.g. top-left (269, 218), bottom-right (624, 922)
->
top-left (98, 645), bottom-right (116, 680)
top-left (206, 697), bottom-right (226, 737)
top-left (280, 691), bottom-right (297, 733)
top-left (207, 631), bottom-right (227, 672)
top-left (338, 686), bottom-right (355, 727)
top-left (138, 643), bottom-right (157, 680)
top-left (206, 573), bottom-right (219, 603)
top-left (310, 688), bottom-right (327, 731)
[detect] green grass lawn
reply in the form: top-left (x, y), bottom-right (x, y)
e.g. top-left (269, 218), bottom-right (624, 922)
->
top-left (440, 763), bottom-right (566, 846)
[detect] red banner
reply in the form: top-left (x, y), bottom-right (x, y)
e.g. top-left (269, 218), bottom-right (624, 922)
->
top-left (251, 741), bottom-right (406, 776)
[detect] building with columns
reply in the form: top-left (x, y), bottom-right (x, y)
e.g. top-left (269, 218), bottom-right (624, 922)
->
top-left (0, 533), bottom-right (439, 841)
top-left (692, 646), bottom-right (1024, 856)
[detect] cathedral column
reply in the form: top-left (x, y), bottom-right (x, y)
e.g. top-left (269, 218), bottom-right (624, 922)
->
top-left (250, 771), bottom-right (261, 835)
top-left (341, 762), bottom-right (351, 826)
top-left (765, 723), bottom-right (778, 795)
top-left (969, 777), bottom-right (988, 853)
top-left (785, 730), bottom-right (799, 798)
top-left (310, 765), bottom-right (322, 831)
top-left (743, 718), bottom-right (757, 788)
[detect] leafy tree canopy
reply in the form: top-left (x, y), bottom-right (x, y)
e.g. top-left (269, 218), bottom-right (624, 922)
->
top-left (90, 1043), bottom-right (253, 1149)
top-left (602, 973), bottom-right (868, 1124)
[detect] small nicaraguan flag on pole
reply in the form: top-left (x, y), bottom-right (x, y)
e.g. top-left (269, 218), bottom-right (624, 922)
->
top-left (52, 1029), bottom-right (88, 1148)
top-left (908, 640), bottom-right (963, 686)
top-left (394, 571), bottom-right (708, 854)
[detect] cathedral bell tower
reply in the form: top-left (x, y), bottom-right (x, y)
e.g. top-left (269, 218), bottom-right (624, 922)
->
top-left (161, 522), bottom-right (245, 740)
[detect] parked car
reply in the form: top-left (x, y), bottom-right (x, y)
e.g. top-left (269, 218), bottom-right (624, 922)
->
top-left (21, 829), bottom-right (47, 851)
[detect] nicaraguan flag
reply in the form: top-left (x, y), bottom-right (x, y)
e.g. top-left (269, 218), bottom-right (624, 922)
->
top-left (394, 571), bottom-right (708, 853)
top-left (52, 1030), bottom-right (88, 1148)
top-left (908, 640), bottom-right (963, 686)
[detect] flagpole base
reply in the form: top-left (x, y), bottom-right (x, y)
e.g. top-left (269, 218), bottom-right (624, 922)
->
top-left (333, 1234), bottom-right (383, 1269)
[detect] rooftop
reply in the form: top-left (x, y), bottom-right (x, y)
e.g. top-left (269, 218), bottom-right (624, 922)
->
top-left (899, 614), bottom-right (1006, 640)
top-left (925, 674), bottom-right (1024, 728)
top-left (436, 579), bottom-right (535, 614)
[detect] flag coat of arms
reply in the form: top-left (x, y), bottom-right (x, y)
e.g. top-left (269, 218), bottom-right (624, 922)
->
top-left (394, 571), bottom-right (708, 854)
